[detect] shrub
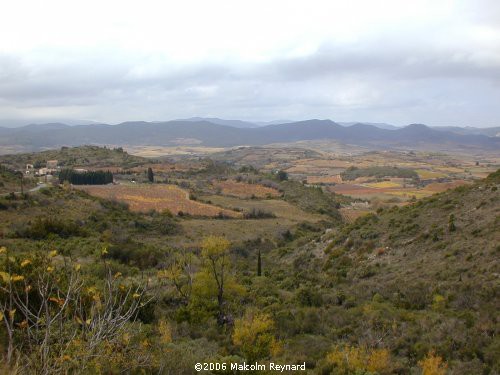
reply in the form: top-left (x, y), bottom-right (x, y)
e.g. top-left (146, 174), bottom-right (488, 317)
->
top-left (21, 217), bottom-right (85, 239)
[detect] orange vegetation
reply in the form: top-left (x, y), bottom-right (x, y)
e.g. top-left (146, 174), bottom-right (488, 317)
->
top-left (77, 184), bottom-right (241, 217)
top-left (307, 175), bottom-right (342, 184)
top-left (214, 180), bottom-right (281, 198)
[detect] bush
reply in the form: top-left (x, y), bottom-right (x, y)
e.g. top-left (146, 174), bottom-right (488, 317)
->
top-left (20, 217), bottom-right (85, 239)
top-left (243, 208), bottom-right (276, 219)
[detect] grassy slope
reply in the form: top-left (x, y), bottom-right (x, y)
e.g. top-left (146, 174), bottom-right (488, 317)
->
top-left (268, 170), bottom-right (499, 372)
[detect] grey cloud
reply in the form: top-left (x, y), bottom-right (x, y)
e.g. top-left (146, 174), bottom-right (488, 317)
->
top-left (1, 29), bottom-right (500, 126)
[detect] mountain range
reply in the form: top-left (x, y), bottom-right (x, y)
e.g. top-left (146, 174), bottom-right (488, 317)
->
top-left (0, 119), bottom-right (498, 153)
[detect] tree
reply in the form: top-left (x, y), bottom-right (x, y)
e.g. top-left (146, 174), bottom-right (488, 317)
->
top-left (257, 249), bottom-right (262, 277)
top-left (232, 310), bottom-right (280, 362)
top-left (200, 236), bottom-right (231, 325)
top-left (277, 170), bottom-right (288, 181)
top-left (59, 169), bottom-right (113, 185)
top-left (158, 252), bottom-right (195, 305)
top-left (147, 168), bottom-right (154, 183)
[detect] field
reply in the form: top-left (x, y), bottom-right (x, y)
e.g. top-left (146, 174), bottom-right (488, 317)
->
top-left (203, 195), bottom-right (328, 222)
top-left (306, 175), bottom-right (342, 184)
top-left (415, 168), bottom-right (448, 179)
top-left (168, 218), bottom-right (297, 247)
top-left (213, 180), bottom-right (281, 198)
top-left (76, 184), bottom-right (241, 217)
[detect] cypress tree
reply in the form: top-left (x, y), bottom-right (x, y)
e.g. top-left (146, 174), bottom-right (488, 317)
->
top-left (147, 167), bottom-right (154, 183)
top-left (257, 249), bottom-right (262, 276)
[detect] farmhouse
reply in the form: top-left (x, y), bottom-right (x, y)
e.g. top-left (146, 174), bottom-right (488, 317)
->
top-left (46, 160), bottom-right (58, 168)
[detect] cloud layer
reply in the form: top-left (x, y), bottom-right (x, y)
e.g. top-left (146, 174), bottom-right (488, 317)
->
top-left (0, 0), bottom-right (499, 126)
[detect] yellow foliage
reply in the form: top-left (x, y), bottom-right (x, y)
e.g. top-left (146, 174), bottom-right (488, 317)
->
top-left (21, 259), bottom-right (32, 267)
top-left (0, 246), bottom-right (6, 254)
top-left (232, 310), bottom-right (280, 361)
top-left (432, 294), bottom-right (446, 311)
top-left (0, 271), bottom-right (10, 283)
top-left (201, 235), bottom-right (230, 258)
top-left (122, 332), bottom-right (131, 345)
top-left (367, 348), bottom-right (391, 373)
top-left (326, 345), bottom-right (391, 374)
top-left (11, 274), bottom-right (25, 282)
top-left (46, 266), bottom-right (54, 273)
top-left (49, 250), bottom-right (58, 258)
top-left (158, 320), bottom-right (173, 345)
top-left (418, 351), bottom-right (448, 375)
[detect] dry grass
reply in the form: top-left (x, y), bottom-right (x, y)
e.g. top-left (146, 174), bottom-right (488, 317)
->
top-left (415, 169), bottom-right (448, 179)
top-left (214, 180), bottom-right (281, 198)
top-left (364, 181), bottom-right (402, 189)
top-left (203, 195), bottom-right (328, 222)
top-left (170, 217), bottom-right (295, 247)
top-left (76, 184), bottom-right (241, 217)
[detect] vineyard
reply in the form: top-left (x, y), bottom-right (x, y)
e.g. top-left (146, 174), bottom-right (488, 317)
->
top-left (213, 180), bottom-right (281, 198)
top-left (77, 184), bottom-right (241, 217)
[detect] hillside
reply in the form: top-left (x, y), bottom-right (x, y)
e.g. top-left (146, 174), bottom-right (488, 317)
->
top-left (0, 145), bottom-right (148, 170)
top-left (1, 120), bottom-right (498, 152)
top-left (267, 170), bottom-right (499, 373)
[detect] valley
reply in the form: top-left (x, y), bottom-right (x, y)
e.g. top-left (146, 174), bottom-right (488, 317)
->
top-left (0, 141), bottom-right (498, 374)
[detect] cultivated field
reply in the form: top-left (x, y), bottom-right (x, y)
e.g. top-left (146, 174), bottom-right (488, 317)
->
top-left (213, 180), bottom-right (281, 198)
top-left (76, 184), bottom-right (241, 217)
top-left (203, 195), bottom-right (328, 222)
top-left (306, 175), bottom-right (342, 184)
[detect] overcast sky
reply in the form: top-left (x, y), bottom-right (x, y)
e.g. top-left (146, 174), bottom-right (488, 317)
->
top-left (1, 0), bottom-right (499, 127)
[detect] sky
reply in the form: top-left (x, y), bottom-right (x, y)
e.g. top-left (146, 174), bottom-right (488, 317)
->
top-left (0, 0), bottom-right (499, 127)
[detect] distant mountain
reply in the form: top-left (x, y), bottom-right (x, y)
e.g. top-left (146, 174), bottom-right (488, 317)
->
top-left (254, 120), bottom-right (293, 126)
top-left (175, 117), bottom-right (260, 128)
top-left (338, 122), bottom-right (399, 130)
top-left (0, 119), bottom-right (99, 128)
top-left (0, 119), bottom-right (498, 152)
top-left (432, 126), bottom-right (500, 137)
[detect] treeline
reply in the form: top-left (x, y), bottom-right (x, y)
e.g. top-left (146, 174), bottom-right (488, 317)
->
top-left (59, 169), bottom-right (113, 185)
top-left (341, 166), bottom-right (418, 180)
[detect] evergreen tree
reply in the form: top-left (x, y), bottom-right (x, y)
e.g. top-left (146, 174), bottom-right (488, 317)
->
top-left (257, 249), bottom-right (262, 276)
top-left (59, 169), bottom-right (113, 185)
top-left (147, 167), bottom-right (154, 183)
